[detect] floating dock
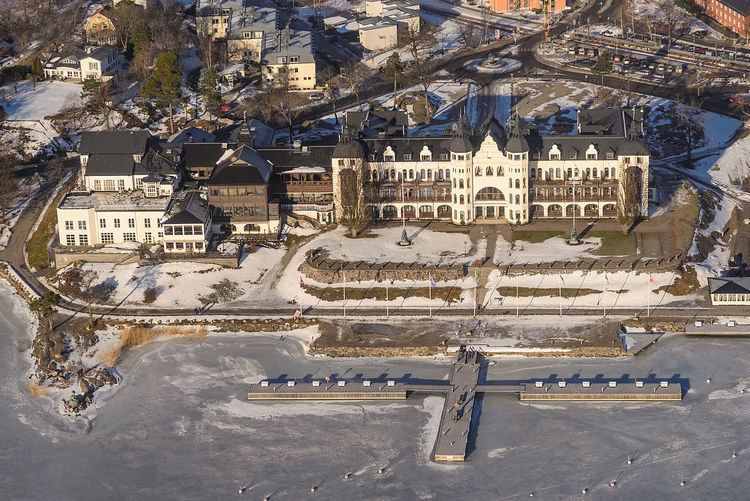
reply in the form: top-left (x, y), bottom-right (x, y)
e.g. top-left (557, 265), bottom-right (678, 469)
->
top-left (519, 380), bottom-right (682, 401)
top-left (247, 380), bottom-right (407, 400)
top-left (685, 322), bottom-right (750, 336)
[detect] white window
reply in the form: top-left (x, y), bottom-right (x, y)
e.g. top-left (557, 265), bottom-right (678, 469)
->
top-left (101, 233), bottom-right (114, 244)
top-left (114, 219), bottom-right (121, 228)
top-left (66, 235), bottom-right (76, 246)
top-left (123, 233), bottom-right (136, 242)
top-left (65, 221), bottom-right (74, 230)
top-left (128, 218), bottom-right (135, 228)
top-left (78, 235), bottom-right (89, 246)
top-left (78, 221), bottom-right (87, 230)
top-left (117, 179), bottom-right (125, 191)
top-left (144, 233), bottom-right (153, 244)
top-left (99, 218), bottom-right (106, 229)
top-left (144, 218), bottom-right (151, 228)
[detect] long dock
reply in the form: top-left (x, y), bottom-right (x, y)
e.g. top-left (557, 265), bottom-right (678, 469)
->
top-left (245, 349), bottom-right (684, 463)
top-left (433, 350), bottom-right (481, 462)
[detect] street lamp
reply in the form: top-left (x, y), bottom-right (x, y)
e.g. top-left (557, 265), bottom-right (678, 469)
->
top-left (398, 175), bottom-right (411, 246)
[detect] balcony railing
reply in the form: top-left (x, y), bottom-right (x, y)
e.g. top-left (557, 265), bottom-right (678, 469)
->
top-left (530, 194), bottom-right (617, 202)
top-left (379, 195), bottom-right (452, 203)
top-left (281, 203), bottom-right (334, 212)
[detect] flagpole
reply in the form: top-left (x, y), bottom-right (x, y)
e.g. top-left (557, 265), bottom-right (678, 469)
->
top-left (343, 271), bottom-right (347, 318)
top-left (299, 275), bottom-right (303, 317)
top-left (429, 273), bottom-right (432, 318)
top-left (516, 278), bottom-right (519, 317)
top-left (385, 273), bottom-right (389, 318)
top-left (603, 272), bottom-right (607, 318)
top-left (558, 275), bottom-right (562, 317)
top-left (473, 270), bottom-right (478, 318)
top-left (647, 274), bottom-right (651, 317)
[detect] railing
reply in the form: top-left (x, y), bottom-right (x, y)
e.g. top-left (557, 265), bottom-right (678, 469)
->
top-left (281, 203), bottom-right (334, 212)
top-left (379, 196), bottom-right (452, 203)
top-left (530, 194), bottom-right (617, 202)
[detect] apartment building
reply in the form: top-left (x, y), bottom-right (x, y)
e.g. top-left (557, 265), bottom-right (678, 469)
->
top-left (489, 0), bottom-right (567, 15)
top-left (226, 7), bottom-right (278, 63)
top-left (694, 0), bottom-right (750, 37)
top-left (360, 0), bottom-right (421, 51)
top-left (261, 29), bottom-right (317, 90)
top-left (196, 0), bottom-right (248, 39)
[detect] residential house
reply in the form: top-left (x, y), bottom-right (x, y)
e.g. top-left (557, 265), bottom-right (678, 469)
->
top-left (358, 18), bottom-right (399, 51)
top-left (226, 6), bottom-right (278, 63)
top-left (85, 6), bottom-right (119, 46)
top-left (44, 45), bottom-right (122, 82)
top-left (261, 29), bottom-right (317, 91)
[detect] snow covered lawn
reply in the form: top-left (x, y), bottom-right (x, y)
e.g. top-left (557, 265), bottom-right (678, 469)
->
top-left (303, 225), bottom-right (481, 263)
top-left (54, 246), bottom-right (286, 308)
top-left (484, 269), bottom-right (692, 309)
top-left (494, 236), bottom-right (602, 265)
top-left (2, 81), bottom-right (82, 120)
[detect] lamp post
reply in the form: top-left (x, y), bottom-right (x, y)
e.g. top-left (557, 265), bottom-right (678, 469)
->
top-left (398, 175), bottom-right (411, 246)
top-left (566, 179), bottom-right (581, 245)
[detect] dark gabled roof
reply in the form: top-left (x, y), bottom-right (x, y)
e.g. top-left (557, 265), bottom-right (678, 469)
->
top-left (505, 117), bottom-right (529, 153)
top-left (133, 150), bottom-right (179, 177)
top-left (208, 145), bottom-right (272, 185)
top-left (79, 130), bottom-right (150, 155)
top-left (85, 154), bottom-right (135, 176)
top-left (577, 108), bottom-right (624, 136)
top-left (362, 136), bottom-right (451, 162)
top-left (162, 191), bottom-right (212, 225)
top-left (168, 127), bottom-right (217, 144)
top-left (708, 277), bottom-right (750, 294)
top-left (183, 143), bottom-right (229, 168)
top-left (258, 145), bottom-right (334, 169)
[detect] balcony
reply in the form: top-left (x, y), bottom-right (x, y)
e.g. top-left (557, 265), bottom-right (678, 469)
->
top-left (281, 203), bottom-right (334, 212)
top-left (379, 195), bottom-right (452, 203)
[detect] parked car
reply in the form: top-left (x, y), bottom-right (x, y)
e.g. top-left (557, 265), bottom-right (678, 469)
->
top-left (309, 92), bottom-right (324, 102)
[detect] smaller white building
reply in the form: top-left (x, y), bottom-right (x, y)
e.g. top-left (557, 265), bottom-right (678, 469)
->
top-left (44, 45), bottom-right (122, 82)
top-left (708, 277), bottom-right (750, 306)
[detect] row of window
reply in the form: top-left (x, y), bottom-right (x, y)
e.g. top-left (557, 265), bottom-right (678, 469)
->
top-left (165, 242), bottom-right (204, 251)
top-left (92, 179), bottom-right (126, 191)
top-left (369, 168), bottom-right (451, 182)
top-left (65, 235), bottom-right (88, 246)
top-left (713, 293), bottom-right (750, 303)
top-left (65, 221), bottom-right (87, 231)
top-left (164, 225), bottom-right (204, 236)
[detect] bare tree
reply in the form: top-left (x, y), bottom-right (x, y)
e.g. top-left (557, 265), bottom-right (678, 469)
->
top-left (338, 168), bottom-right (373, 238)
top-left (669, 97), bottom-right (705, 164)
top-left (618, 167), bottom-right (642, 234)
top-left (340, 60), bottom-right (364, 110)
top-left (457, 23), bottom-right (482, 49)
top-left (405, 25), bottom-right (437, 122)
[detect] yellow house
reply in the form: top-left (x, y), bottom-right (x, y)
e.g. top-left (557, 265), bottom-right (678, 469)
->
top-left (196, 0), bottom-right (246, 39)
top-left (85, 7), bottom-right (119, 46)
top-left (262, 30), bottom-right (317, 91)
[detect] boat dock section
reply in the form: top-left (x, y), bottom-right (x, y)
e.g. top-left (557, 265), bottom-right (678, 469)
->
top-left (246, 380), bottom-right (407, 400)
top-left (519, 380), bottom-right (682, 401)
top-left (685, 322), bottom-right (750, 336)
top-left (433, 351), bottom-right (482, 462)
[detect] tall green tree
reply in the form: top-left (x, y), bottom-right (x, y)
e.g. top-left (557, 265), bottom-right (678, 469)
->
top-left (200, 67), bottom-right (222, 115)
top-left (31, 56), bottom-right (44, 79)
top-left (131, 20), bottom-right (152, 55)
top-left (141, 51), bottom-right (182, 132)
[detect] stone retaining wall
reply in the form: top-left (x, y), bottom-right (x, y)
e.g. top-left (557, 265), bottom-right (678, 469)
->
top-left (302, 250), bottom-right (466, 284)
top-left (492, 252), bottom-right (684, 276)
top-left (53, 249), bottom-right (238, 269)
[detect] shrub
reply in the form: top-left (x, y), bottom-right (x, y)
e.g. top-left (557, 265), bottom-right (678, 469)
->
top-left (143, 287), bottom-right (158, 304)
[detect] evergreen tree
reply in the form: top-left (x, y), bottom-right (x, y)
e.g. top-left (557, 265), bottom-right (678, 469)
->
top-left (200, 67), bottom-right (222, 114)
top-left (381, 53), bottom-right (405, 108)
top-left (31, 56), bottom-right (44, 79)
top-left (141, 52), bottom-right (182, 132)
top-left (131, 20), bottom-right (152, 55)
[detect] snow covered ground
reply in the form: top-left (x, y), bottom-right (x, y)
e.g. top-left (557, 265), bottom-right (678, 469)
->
top-left (494, 236), bottom-right (602, 265)
top-left (0, 174), bottom-right (43, 251)
top-left (301, 225), bottom-right (480, 264)
top-left (1, 81), bottom-right (81, 120)
top-left (53, 246), bottom-right (286, 309)
top-left (485, 269), bottom-right (691, 309)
